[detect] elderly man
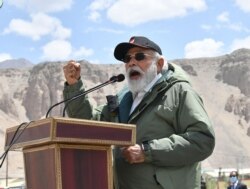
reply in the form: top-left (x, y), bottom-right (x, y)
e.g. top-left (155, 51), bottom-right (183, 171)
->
top-left (63, 36), bottom-right (215, 189)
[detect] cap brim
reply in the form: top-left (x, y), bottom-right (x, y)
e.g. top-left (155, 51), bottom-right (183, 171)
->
top-left (114, 42), bottom-right (146, 61)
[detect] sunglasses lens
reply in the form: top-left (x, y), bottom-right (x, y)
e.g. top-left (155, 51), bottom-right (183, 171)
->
top-left (123, 53), bottom-right (147, 63)
top-left (135, 53), bottom-right (146, 61)
top-left (123, 55), bottom-right (131, 63)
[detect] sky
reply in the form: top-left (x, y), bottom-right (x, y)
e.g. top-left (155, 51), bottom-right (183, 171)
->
top-left (0, 0), bottom-right (250, 64)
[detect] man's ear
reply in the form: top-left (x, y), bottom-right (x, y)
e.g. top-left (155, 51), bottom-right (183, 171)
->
top-left (157, 58), bottom-right (164, 73)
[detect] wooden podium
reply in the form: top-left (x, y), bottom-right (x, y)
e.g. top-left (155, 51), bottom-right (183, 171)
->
top-left (5, 117), bottom-right (136, 189)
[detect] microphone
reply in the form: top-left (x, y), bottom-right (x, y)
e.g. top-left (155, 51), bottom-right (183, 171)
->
top-left (62, 74), bottom-right (125, 117)
top-left (45, 74), bottom-right (125, 118)
top-left (109, 74), bottom-right (125, 82)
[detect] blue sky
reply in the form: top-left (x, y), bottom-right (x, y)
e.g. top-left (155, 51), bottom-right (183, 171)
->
top-left (0, 0), bottom-right (250, 64)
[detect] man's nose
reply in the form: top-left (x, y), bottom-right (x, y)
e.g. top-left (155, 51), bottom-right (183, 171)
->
top-left (126, 57), bottom-right (137, 67)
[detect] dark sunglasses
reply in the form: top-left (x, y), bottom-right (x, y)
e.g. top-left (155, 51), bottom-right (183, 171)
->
top-left (123, 52), bottom-right (153, 63)
top-left (229, 175), bottom-right (236, 177)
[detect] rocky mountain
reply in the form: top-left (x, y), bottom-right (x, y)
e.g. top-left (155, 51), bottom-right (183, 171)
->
top-left (0, 58), bottom-right (33, 69)
top-left (0, 49), bottom-right (250, 178)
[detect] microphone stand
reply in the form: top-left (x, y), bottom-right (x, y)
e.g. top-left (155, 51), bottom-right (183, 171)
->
top-left (0, 121), bottom-right (34, 168)
top-left (45, 80), bottom-right (109, 118)
top-left (45, 74), bottom-right (124, 118)
top-left (62, 79), bottom-right (117, 117)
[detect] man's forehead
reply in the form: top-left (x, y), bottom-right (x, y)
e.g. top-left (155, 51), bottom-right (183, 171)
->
top-left (230, 171), bottom-right (237, 176)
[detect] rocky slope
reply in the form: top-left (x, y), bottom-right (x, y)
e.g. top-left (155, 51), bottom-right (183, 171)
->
top-left (0, 49), bottom-right (250, 178)
top-left (0, 58), bottom-right (33, 69)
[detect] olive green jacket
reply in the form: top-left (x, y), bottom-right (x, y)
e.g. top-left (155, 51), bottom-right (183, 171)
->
top-left (63, 63), bottom-right (215, 189)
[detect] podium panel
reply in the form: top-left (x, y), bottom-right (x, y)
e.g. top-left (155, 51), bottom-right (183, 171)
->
top-left (5, 117), bottom-right (136, 189)
top-left (24, 144), bottom-right (112, 189)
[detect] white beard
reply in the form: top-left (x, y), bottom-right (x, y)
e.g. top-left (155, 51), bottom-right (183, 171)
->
top-left (126, 61), bottom-right (158, 96)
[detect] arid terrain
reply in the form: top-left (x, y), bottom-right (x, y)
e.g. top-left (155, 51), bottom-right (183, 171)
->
top-left (1, 48), bottom-right (250, 178)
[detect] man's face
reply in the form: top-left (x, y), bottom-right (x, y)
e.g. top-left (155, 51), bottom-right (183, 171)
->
top-left (124, 47), bottom-right (159, 94)
top-left (124, 47), bottom-right (157, 80)
top-left (229, 171), bottom-right (238, 183)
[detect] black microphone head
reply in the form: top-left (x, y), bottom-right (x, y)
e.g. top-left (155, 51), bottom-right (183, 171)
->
top-left (109, 76), bottom-right (117, 82)
top-left (117, 74), bottom-right (125, 82)
top-left (109, 74), bottom-right (125, 82)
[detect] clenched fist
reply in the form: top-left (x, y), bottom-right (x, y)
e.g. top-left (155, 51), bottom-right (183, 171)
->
top-left (63, 60), bottom-right (81, 85)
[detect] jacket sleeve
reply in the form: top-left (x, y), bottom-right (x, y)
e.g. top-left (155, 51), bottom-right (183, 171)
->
top-left (63, 79), bottom-right (93, 119)
top-left (146, 82), bottom-right (215, 166)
